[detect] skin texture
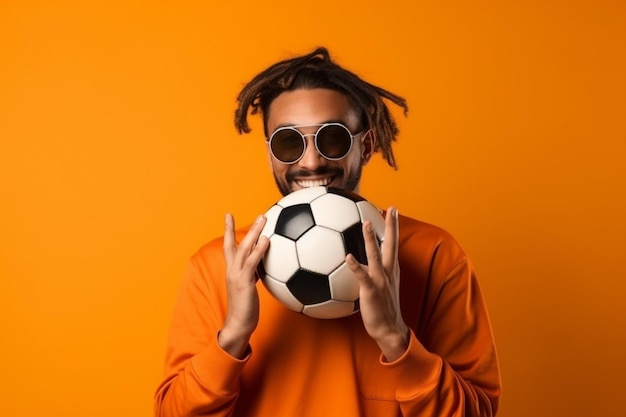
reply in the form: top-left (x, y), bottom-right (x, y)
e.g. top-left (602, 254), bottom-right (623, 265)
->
top-left (265, 88), bottom-right (371, 196)
top-left (219, 88), bottom-right (409, 362)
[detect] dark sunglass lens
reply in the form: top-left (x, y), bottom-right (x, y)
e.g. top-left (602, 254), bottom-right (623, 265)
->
top-left (271, 129), bottom-right (305, 163)
top-left (317, 125), bottom-right (352, 159)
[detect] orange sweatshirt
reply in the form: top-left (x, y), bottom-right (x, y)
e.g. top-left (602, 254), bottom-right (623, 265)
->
top-left (154, 214), bottom-right (501, 417)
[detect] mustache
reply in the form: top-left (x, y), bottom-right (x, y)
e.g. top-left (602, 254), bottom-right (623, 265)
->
top-left (286, 167), bottom-right (343, 182)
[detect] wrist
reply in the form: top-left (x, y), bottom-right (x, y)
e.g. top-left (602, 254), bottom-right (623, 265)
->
top-left (218, 326), bottom-right (253, 359)
top-left (376, 326), bottom-right (410, 363)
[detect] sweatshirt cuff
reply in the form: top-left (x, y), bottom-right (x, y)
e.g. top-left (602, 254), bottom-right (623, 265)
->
top-left (380, 330), bottom-right (443, 400)
top-left (190, 333), bottom-right (250, 397)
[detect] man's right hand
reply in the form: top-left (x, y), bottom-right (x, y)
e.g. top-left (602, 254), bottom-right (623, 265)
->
top-left (218, 213), bottom-right (270, 358)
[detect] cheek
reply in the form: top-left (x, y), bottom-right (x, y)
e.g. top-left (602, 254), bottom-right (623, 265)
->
top-left (346, 148), bottom-right (365, 170)
top-left (269, 158), bottom-right (289, 176)
top-left (266, 148), bottom-right (284, 173)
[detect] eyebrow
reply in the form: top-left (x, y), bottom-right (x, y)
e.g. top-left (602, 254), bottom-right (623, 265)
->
top-left (271, 119), bottom-right (348, 130)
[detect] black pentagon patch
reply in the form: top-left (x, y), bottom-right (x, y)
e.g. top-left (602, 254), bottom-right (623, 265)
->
top-left (287, 269), bottom-right (331, 305)
top-left (327, 187), bottom-right (365, 203)
top-left (275, 204), bottom-right (315, 241)
top-left (342, 222), bottom-right (368, 265)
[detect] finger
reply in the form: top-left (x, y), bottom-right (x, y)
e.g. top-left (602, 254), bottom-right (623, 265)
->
top-left (245, 235), bottom-right (270, 272)
top-left (381, 207), bottom-right (399, 272)
top-left (238, 215), bottom-right (267, 252)
top-left (232, 216), bottom-right (265, 272)
top-left (345, 253), bottom-right (373, 287)
top-left (223, 213), bottom-right (236, 266)
top-left (361, 220), bottom-right (385, 281)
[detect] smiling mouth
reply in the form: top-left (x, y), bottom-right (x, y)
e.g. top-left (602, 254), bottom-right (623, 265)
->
top-left (294, 176), bottom-right (335, 188)
top-left (288, 168), bottom-right (341, 189)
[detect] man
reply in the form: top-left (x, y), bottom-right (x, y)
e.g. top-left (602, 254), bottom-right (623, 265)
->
top-left (154, 47), bottom-right (501, 417)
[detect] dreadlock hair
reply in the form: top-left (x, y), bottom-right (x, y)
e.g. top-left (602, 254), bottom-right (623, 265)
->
top-left (234, 47), bottom-right (408, 169)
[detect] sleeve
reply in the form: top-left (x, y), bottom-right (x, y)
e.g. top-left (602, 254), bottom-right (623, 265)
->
top-left (154, 245), bottom-right (248, 417)
top-left (386, 255), bottom-right (501, 417)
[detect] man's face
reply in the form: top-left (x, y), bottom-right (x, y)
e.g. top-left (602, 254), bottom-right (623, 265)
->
top-left (265, 88), bottom-right (373, 196)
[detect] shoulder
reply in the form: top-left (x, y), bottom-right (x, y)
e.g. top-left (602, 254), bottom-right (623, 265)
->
top-left (398, 214), bottom-right (464, 251)
top-left (396, 214), bottom-right (468, 270)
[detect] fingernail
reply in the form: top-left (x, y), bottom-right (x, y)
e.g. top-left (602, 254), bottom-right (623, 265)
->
top-left (255, 215), bottom-right (263, 224)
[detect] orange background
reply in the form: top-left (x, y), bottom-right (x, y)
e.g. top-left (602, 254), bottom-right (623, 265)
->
top-left (1, 1), bottom-right (625, 416)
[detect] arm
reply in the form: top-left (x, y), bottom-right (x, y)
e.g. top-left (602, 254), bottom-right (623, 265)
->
top-left (153, 257), bottom-right (244, 417)
top-left (154, 215), bottom-right (269, 417)
top-left (386, 256), bottom-right (501, 417)
top-left (348, 208), bottom-right (501, 416)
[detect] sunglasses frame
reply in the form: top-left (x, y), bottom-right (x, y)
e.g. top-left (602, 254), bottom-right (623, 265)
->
top-left (266, 122), bottom-right (363, 164)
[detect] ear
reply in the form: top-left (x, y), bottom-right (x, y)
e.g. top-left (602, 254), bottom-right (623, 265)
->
top-left (360, 129), bottom-right (376, 165)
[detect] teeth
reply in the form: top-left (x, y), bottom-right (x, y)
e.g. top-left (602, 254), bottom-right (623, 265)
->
top-left (296, 178), bottom-right (333, 188)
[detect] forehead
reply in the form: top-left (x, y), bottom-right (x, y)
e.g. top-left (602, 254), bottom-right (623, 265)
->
top-left (266, 88), bottom-right (359, 131)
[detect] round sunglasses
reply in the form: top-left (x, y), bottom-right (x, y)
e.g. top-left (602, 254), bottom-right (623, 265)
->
top-left (266, 123), bottom-right (363, 164)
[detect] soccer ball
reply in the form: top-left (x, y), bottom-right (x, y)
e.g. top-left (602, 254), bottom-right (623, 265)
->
top-left (258, 186), bottom-right (385, 319)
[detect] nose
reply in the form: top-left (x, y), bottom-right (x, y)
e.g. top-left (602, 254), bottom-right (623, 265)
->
top-left (296, 136), bottom-right (327, 170)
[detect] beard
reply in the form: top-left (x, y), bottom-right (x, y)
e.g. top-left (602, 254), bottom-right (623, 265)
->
top-left (273, 164), bottom-right (364, 196)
